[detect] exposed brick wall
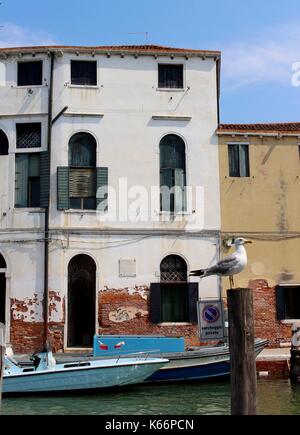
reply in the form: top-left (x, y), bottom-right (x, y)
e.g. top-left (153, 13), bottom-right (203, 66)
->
top-left (10, 320), bottom-right (44, 354)
top-left (250, 280), bottom-right (292, 347)
top-left (98, 287), bottom-right (200, 348)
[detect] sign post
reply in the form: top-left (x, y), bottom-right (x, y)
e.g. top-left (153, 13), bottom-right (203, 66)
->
top-left (198, 300), bottom-right (225, 342)
top-left (0, 322), bottom-right (5, 406)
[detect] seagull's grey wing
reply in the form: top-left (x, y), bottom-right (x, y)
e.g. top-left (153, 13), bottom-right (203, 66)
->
top-left (206, 256), bottom-right (239, 275)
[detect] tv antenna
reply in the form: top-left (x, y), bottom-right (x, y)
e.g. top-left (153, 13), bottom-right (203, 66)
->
top-left (128, 32), bottom-right (149, 43)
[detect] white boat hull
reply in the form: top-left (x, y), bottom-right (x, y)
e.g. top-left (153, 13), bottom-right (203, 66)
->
top-left (3, 357), bottom-right (168, 394)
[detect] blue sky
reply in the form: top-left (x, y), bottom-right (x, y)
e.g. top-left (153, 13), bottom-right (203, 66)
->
top-left (1, 0), bottom-right (300, 123)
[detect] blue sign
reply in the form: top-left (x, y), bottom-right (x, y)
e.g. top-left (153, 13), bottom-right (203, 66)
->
top-left (199, 300), bottom-right (225, 341)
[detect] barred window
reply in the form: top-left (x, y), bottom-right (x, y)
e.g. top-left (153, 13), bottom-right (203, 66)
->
top-left (158, 64), bottom-right (184, 89)
top-left (16, 123), bottom-right (42, 149)
top-left (160, 255), bottom-right (187, 283)
top-left (18, 61), bottom-right (43, 86)
top-left (71, 60), bottom-right (97, 86)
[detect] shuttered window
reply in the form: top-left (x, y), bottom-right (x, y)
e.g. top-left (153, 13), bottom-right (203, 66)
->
top-left (71, 60), bottom-right (97, 86)
top-left (228, 144), bottom-right (250, 177)
top-left (15, 153), bottom-right (42, 208)
top-left (18, 61), bottom-right (43, 86)
top-left (276, 286), bottom-right (300, 320)
top-left (150, 255), bottom-right (198, 324)
top-left (158, 64), bottom-right (184, 89)
top-left (160, 135), bottom-right (186, 212)
top-left (150, 283), bottom-right (199, 324)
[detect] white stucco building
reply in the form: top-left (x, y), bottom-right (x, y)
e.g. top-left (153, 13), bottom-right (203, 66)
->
top-left (0, 45), bottom-right (221, 352)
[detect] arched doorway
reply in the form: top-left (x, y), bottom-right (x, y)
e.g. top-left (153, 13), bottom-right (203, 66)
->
top-left (68, 255), bottom-right (96, 348)
top-left (0, 253), bottom-right (7, 325)
top-left (160, 255), bottom-right (188, 323)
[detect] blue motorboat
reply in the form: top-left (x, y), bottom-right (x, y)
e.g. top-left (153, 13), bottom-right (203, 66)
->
top-left (3, 351), bottom-right (169, 395)
top-left (93, 336), bottom-right (268, 383)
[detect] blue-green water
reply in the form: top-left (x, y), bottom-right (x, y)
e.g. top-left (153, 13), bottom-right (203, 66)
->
top-left (1, 380), bottom-right (300, 415)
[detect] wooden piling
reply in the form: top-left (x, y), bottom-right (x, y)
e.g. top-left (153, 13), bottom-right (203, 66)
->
top-left (227, 289), bottom-right (257, 416)
top-left (290, 323), bottom-right (300, 383)
top-left (0, 322), bottom-right (5, 406)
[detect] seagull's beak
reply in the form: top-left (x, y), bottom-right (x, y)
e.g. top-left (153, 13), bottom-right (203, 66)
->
top-left (244, 240), bottom-right (253, 244)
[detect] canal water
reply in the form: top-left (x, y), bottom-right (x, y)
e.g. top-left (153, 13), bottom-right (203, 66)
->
top-left (1, 379), bottom-right (300, 415)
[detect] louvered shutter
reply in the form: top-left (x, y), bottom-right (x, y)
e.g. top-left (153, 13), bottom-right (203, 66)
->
top-left (15, 154), bottom-right (29, 207)
top-left (40, 152), bottom-right (50, 208)
top-left (188, 283), bottom-right (199, 324)
top-left (69, 168), bottom-right (96, 198)
top-left (96, 167), bottom-right (108, 212)
top-left (150, 283), bottom-right (162, 324)
top-left (57, 167), bottom-right (70, 210)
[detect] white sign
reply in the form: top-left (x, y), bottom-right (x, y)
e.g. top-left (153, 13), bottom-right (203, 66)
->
top-left (198, 300), bottom-right (225, 341)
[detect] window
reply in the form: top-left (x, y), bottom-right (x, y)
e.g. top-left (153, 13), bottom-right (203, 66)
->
top-left (150, 256), bottom-right (198, 324)
top-left (15, 153), bottom-right (41, 208)
top-left (158, 64), bottom-right (184, 89)
top-left (68, 133), bottom-right (97, 210)
top-left (160, 134), bottom-right (186, 213)
top-left (16, 123), bottom-right (42, 149)
top-left (228, 144), bottom-right (250, 177)
top-left (17, 61), bottom-right (43, 86)
top-left (0, 130), bottom-right (9, 155)
top-left (276, 286), bottom-right (300, 320)
top-left (71, 60), bottom-right (97, 86)
top-left (0, 61), bottom-right (6, 86)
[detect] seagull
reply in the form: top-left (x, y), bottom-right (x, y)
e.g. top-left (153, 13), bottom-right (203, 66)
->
top-left (190, 238), bottom-right (253, 289)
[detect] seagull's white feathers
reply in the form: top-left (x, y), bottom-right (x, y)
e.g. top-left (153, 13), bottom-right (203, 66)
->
top-left (190, 238), bottom-right (251, 279)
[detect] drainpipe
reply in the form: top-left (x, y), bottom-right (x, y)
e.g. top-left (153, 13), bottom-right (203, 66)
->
top-left (43, 52), bottom-right (55, 350)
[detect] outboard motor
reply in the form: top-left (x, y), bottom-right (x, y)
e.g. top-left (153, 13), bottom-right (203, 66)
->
top-left (31, 353), bottom-right (41, 370)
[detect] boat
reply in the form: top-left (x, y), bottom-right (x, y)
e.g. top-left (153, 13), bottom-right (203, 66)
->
top-left (92, 336), bottom-right (268, 383)
top-left (2, 350), bottom-right (169, 395)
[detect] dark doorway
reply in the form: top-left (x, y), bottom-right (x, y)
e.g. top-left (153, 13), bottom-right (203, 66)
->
top-left (0, 274), bottom-right (6, 324)
top-left (0, 254), bottom-right (7, 325)
top-left (68, 255), bottom-right (96, 348)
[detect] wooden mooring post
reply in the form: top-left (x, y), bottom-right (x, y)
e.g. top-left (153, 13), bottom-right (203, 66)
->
top-left (0, 322), bottom-right (5, 406)
top-left (290, 323), bottom-right (300, 383)
top-left (227, 289), bottom-right (257, 416)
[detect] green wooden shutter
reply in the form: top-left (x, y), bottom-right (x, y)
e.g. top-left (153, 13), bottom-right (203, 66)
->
top-left (15, 154), bottom-right (29, 208)
top-left (188, 283), bottom-right (199, 324)
top-left (40, 152), bottom-right (50, 208)
top-left (96, 167), bottom-right (108, 212)
top-left (150, 283), bottom-right (162, 324)
top-left (57, 167), bottom-right (70, 210)
top-left (276, 286), bottom-right (286, 321)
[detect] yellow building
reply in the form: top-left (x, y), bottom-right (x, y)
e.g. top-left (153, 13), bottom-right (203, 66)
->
top-left (217, 123), bottom-right (300, 346)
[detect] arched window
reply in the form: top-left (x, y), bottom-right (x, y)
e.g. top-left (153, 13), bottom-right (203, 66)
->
top-left (160, 255), bottom-right (188, 323)
top-left (68, 254), bottom-right (96, 347)
top-left (0, 130), bottom-right (9, 155)
top-left (68, 133), bottom-right (97, 210)
top-left (161, 255), bottom-right (187, 283)
top-left (160, 134), bottom-right (186, 213)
